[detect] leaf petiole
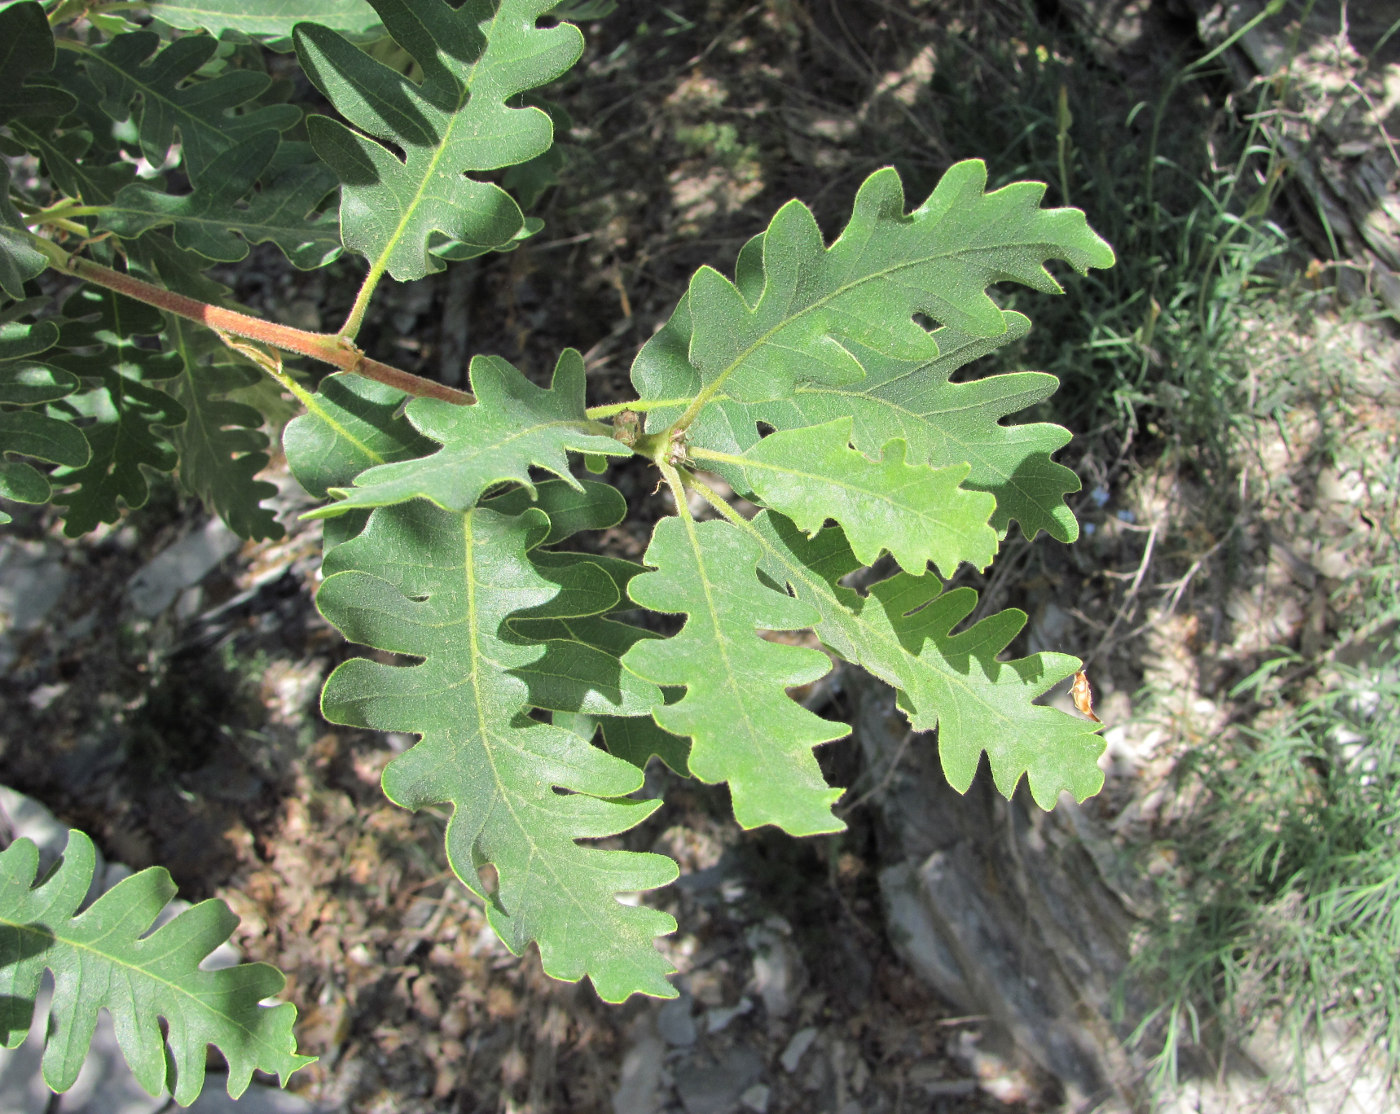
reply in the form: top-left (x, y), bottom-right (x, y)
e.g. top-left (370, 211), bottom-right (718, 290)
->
top-left (337, 259), bottom-right (390, 342)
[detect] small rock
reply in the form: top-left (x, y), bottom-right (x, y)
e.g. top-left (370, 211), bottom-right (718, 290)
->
top-left (657, 995), bottom-right (698, 1047)
top-left (739, 1083), bottom-right (770, 1113)
top-left (612, 1015), bottom-right (666, 1114)
top-left (746, 920), bottom-right (803, 1020)
top-left (0, 539), bottom-right (69, 670)
top-left (779, 1027), bottom-right (817, 1073)
top-left (128, 517), bottom-right (242, 617)
top-left (673, 1047), bottom-right (763, 1114)
top-left (704, 997), bottom-right (753, 1034)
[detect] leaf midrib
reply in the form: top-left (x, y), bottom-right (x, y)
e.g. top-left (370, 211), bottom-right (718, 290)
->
top-left (361, 6), bottom-right (498, 281)
top-left (2, 912), bottom-right (289, 1062)
top-left (793, 384), bottom-right (1055, 497)
top-left (693, 232), bottom-right (1038, 414)
top-left (742, 513), bottom-right (1030, 735)
top-left (718, 445), bottom-right (974, 539)
top-left (462, 509), bottom-right (656, 982)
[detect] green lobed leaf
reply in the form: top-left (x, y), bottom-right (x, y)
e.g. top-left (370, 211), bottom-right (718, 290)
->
top-left (115, 233), bottom-right (293, 540)
top-left (284, 367), bottom-right (442, 550)
top-left (316, 499), bottom-right (679, 1001)
top-left (779, 316), bottom-right (1079, 541)
top-left (585, 713), bottom-right (691, 776)
top-left (0, 829), bottom-right (312, 1104)
top-left (100, 135), bottom-right (343, 268)
top-left (499, 540), bottom-right (665, 717)
top-left (751, 512), bottom-right (1105, 808)
top-left (516, 553), bottom-right (646, 609)
top-left (304, 348), bottom-right (631, 520)
top-left (294, 0), bottom-right (583, 280)
top-left (621, 516), bottom-right (848, 836)
top-left (11, 48), bottom-right (142, 204)
top-left (161, 313), bottom-right (284, 540)
top-left (79, 30), bottom-right (301, 184)
top-left (0, 317), bottom-right (87, 519)
top-left (0, 361), bottom-right (79, 406)
top-left (285, 371), bottom-right (437, 500)
top-left (555, 710), bottom-right (691, 777)
top-left (665, 307), bottom-right (1081, 542)
top-left (488, 485), bottom-right (670, 720)
top-left (632, 160), bottom-right (1115, 412)
top-left (0, 2), bottom-right (74, 125)
top-left (0, 460), bottom-right (47, 518)
top-left (147, 0), bottom-right (381, 39)
top-left (723, 416), bottom-right (998, 576)
top-left (0, 162), bottom-right (46, 301)
top-left (0, 312), bottom-right (60, 361)
top-left (429, 214), bottom-right (543, 263)
top-left (0, 408), bottom-right (90, 469)
top-left (631, 162), bottom-right (1111, 541)
top-left (0, 319), bottom-right (68, 402)
top-left (0, 408), bottom-right (90, 521)
top-left (511, 632), bottom-right (663, 717)
top-left (483, 475), bottom-right (626, 543)
top-left (45, 288), bottom-right (187, 536)
top-left (0, 2), bottom-right (50, 106)
top-left (6, 119), bottom-right (137, 209)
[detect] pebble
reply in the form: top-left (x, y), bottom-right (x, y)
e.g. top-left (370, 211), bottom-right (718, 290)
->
top-left (779, 1027), bottom-right (817, 1073)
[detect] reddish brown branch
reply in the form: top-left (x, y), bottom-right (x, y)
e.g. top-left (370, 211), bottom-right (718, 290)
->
top-left (56, 250), bottom-right (473, 405)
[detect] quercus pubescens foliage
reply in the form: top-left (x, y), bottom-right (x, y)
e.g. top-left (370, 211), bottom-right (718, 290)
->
top-left (0, 0), bottom-right (1113, 1100)
top-left (0, 830), bottom-right (311, 1103)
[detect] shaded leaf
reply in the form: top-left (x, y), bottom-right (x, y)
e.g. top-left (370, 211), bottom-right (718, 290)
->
top-left (0, 162), bottom-right (46, 300)
top-left (0, 409), bottom-right (90, 521)
top-left (511, 634), bottom-right (662, 716)
top-left (0, 459), bottom-right (49, 516)
top-left (0, 316), bottom-right (60, 362)
top-left (593, 713), bottom-right (690, 775)
top-left (483, 476), bottom-right (626, 544)
top-left (11, 49), bottom-right (140, 203)
top-left (148, 0), bottom-right (381, 39)
top-left (0, 319), bottom-right (72, 409)
top-left (0, 317), bottom-right (84, 519)
top-left (507, 544), bottom-right (664, 717)
top-left (284, 370), bottom-right (434, 499)
top-left (161, 314), bottom-right (283, 540)
top-left (557, 711), bottom-right (692, 777)
top-left (101, 135), bottom-right (342, 268)
top-left (0, 2), bottom-right (74, 124)
top-left (81, 30), bottom-right (300, 182)
top-left (0, 361), bottom-right (80, 405)
top-left (0, 409), bottom-right (90, 468)
top-left (6, 118), bottom-right (137, 208)
top-left (0, 829), bottom-right (312, 1104)
top-left (0, 3), bottom-right (51, 105)
top-left (47, 288), bottom-right (186, 536)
